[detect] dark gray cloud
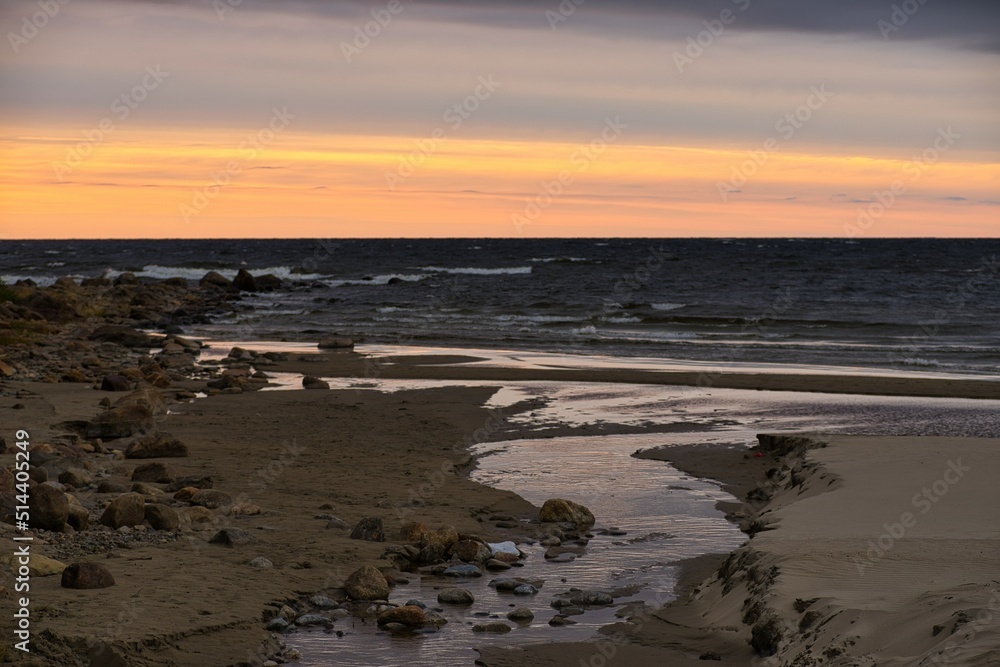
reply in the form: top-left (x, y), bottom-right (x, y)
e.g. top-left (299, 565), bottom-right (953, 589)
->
top-left (140, 0), bottom-right (1000, 52)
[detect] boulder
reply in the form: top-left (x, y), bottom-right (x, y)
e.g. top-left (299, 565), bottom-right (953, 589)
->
top-left (569, 590), bottom-right (614, 606)
top-left (442, 563), bottom-right (482, 578)
top-left (61, 562), bottom-right (115, 589)
top-left (398, 521), bottom-right (428, 542)
top-left (124, 433), bottom-right (188, 459)
top-left (437, 588), bottom-right (475, 604)
top-left (100, 374), bottom-right (131, 392)
top-left (144, 504), bottom-right (180, 531)
top-left (232, 269), bottom-right (257, 292)
top-left (376, 605), bottom-right (426, 628)
top-left (99, 493), bottom-right (145, 528)
top-left (2, 553), bottom-right (66, 577)
top-left (255, 274), bottom-right (283, 291)
top-left (450, 539), bottom-right (492, 564)
top-left (538, 498), bottom-right (595, 529)
top-left (57, 468), bottom-right (94, 489)
top-left (131, 462), bottom-right (174, 483)
top-left (199, 271), bottom-right (232, 290)
top-left (28, 484), bottom-right (69, 531)
top-left (344, 565), bottom-right (390, 601)
top-left (349, 516), bottom-right (385, 542)
top-left (317, 337), bottom-right (354, 349)
top-left (96, 481), bottom-right (127, 494)
top-left (302, 376), bottom-right (330, 390)
top-left (184, 506), bottom-right (215, 524)
top-left (507, 607), bottom-right (534, 622)
top-left (209, 527), bottom-right (258, 547)
top-left (89, 325), bottom-right (155, 348)
top-left (67, 504), bottom-right (90, 531)
top-left (190, 489), bottom-right (232, 509)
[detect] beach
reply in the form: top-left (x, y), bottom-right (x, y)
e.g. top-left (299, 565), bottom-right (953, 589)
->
top-left (1, 273), bottom-right (998, 666)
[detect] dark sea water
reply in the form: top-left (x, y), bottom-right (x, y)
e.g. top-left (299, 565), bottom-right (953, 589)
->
top-left (2, 238), bottom-right (998, 376)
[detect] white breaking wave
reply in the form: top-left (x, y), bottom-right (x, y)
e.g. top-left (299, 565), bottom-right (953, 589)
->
top-left (125, 265), bottom-right (327, 282)
top-left (651, 303), bottom-right (686, 311)
top-left (420, 266), bottom-right (533, 275)
top-left (901, 357), bottom-right (941, 367)
top-left (327, 274), bottom-right (428, 287)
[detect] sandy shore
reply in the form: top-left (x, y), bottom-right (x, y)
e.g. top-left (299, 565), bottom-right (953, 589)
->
top-left (2, 336), bottom-right (998, 665)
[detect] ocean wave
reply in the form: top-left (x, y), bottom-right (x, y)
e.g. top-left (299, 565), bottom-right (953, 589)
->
top-left (328, 274), bottom-right (428, 287)
top-left (420, 266), bottom-right (533, 275)
top-left (604, 316), bottom-right (642, 324)
top-left (127, 265), bottom-right (327, 282)
top-left (46, 261), bottom-right (66, 267)
top-left (900, 357), bottom-right (942, 367)
top-left (494, 314), bottom-right (581, 325)
top-left (528, 257), bottom-right (590, 263)
top-left (651, 303), bottom-right (685, 311)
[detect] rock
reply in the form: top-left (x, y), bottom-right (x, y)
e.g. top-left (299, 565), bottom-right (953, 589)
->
top-left (514, 584), bottom-right (538, 596)
top-left (472, 622), bottom-right (511, 634)
top-left (199, 271), bottom-right (233, 289)
top-left (209, 528), bottom-right (259, 547)
top-left (28, 484), bottom-right (69, 531)
top-left (124, 433), bottom-right (189, 458)
top-left (184, 506), bottom-right (215, 524)
top-left (485, 559), bottom-right (511, 571)
top-left (190, 489), bottom-right (232, 509)
top-left (266, 617), bottom-right (289, 632)
top-left (0, 360), bottom-right (16, 377)
top-left (437, 588), bottom-right (475, 604)
top-left (229, 502), bottom-right (261, 516)
top-left (302, 375), bottom-right (330, 390)
top-left (548, 615), bottom-right (577, 627)
top-left (349, 516), bottom-right (385, 542)
top-left (67, 504), bottom-right (90, 531)
top-left (131, 462), bottom-right (174, 483)
top-left (450, 539), bottom-right (492, 564)
top-left (539, 498), bottom-right (595, 529)
top-left (326, 517), bottom-right (350, 530)
top-left (398, 521), bottom-right (428, 542)
top-left (100, 374), bottom-right (131, 392)
top-left (317, 337), bottom-right (354, 349)
top-left (89, 325), bottom-right (155, 348)
top-left (442, 563), bottom-right (482, 578)
top-left (309, 595), bottom-right (339, 609)
top-left (507, 607), bottom-right (535, 622)
top-left (491, 577), bottom-right (543, 593)
top-left (569, 590), bottom-right (613, 606)
top-left (144, 504), bottom-right (180, 531)
top-left (248, 556), bottom-right (274, 569)
top-left (488, 541), bottom-right (520, 558)
top-left (344, 565), bottom-right (390, 601)
top-left (97, 481), bottom-right (127, 494)
top-left (294, 614), bottom-right (330, 627)
top-left (1, 553), bottom-right (66, 577)
top-left (232, 269), bottom-right (258, 292)
top-left (88, 404), bottom-right (156, 440)
top-left (421, 525), bottom-right (459, 550)
top-left (255, 274), bottom-right (283, 291)
top-left (699, 652), bottom-right (723, 661)
top-left (165, 476), bottom-right (213, 492)
top-left (377, 605), bottom-right (426, 628)
top-left (57, 468), bottom-right (94, 488)
top-left (61, 562), bottom-right (115, 589)
top-left (131, 482), bottom-right (163, 497)
top-left (173, 487), bottom-right (200, 502)
top-left (99, 493), bottom-right (145, 528)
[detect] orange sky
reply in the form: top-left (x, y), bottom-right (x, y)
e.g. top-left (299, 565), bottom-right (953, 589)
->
top-left (1, 127), bottom-right (997, 238)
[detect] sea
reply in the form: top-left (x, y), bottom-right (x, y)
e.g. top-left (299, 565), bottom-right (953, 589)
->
top-left (2, 238), bottom-right (998, 377)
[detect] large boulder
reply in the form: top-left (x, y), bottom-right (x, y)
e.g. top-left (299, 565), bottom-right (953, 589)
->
top-left (131, 462), bottom-right (175, 483)
top-left (450, 539), bottom-right (492, 564)
top-left (344, 565), bottom-right (390, 601)
top-left (100, 374), bottom-right (131, 392)
top-left (28, 484), bottom-right (69, 531)
top-left (538, 498), bottom-right (595, 529)
top-left (255, 274), bottom-right (283, 291)
top-left (61, 562), bottom-right (115, 589)
top-left (89, 325), bottom-right (155, 348)
top-left (124, 433), bottom-right (189, 458)
top-left (349, 516), bottom-right (385, 542)
top-left (376, 605), bottom-right (426, 628)
top-left (232, 269), bottom-right (257, 292)
top-left (199, 271), bottom-right (232, 290)
top-left (99, 493), bottom-right (145, 529)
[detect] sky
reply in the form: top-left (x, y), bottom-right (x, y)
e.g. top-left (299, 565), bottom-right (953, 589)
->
top-left (0, 0), bottom-right (997, 238)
